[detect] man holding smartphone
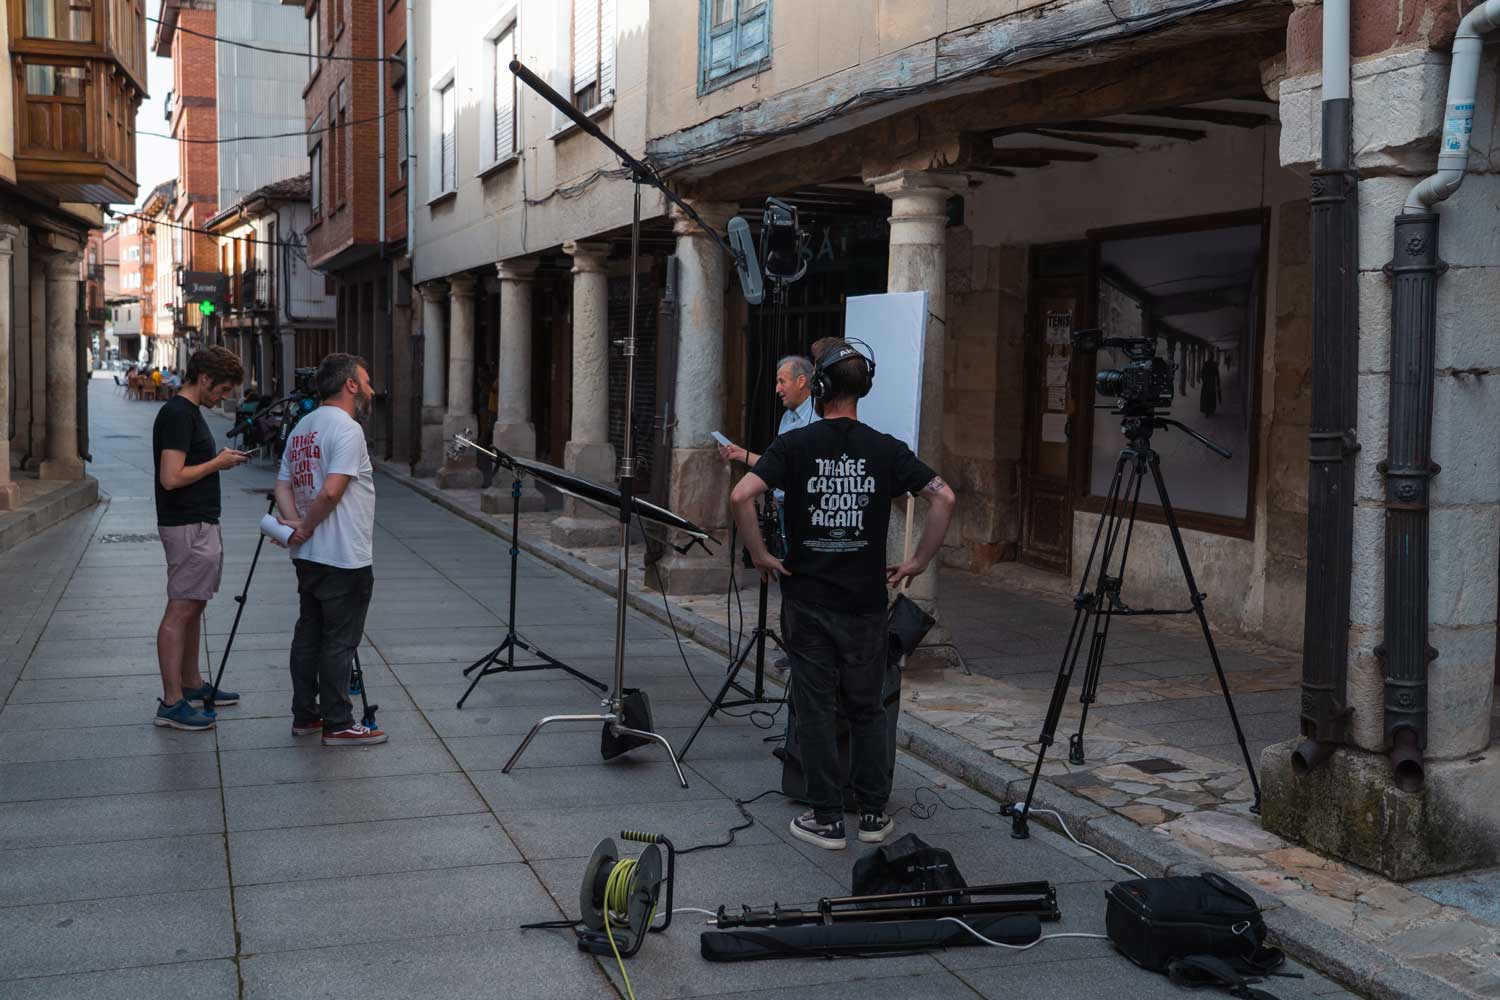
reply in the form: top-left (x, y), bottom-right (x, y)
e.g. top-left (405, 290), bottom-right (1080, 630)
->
top-left (152, 346), bottom-right (248, 731)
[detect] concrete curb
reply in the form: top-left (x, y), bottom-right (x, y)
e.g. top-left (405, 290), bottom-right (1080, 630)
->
top-left (0, 477), bottom-right (101, 555)
top-left (378, 462), bottom-right (1457, 1000)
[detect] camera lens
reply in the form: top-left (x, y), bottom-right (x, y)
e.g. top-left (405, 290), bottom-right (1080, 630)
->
top-left (1096, 369), bottom-right (1124, 398)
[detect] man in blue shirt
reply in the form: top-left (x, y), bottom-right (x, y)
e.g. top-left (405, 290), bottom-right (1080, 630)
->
top-left (716, 355), bottom-right (818, 468)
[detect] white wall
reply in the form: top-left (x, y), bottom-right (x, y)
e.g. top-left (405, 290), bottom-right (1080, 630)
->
top-left (412, 0), bottom-right (662, 283)
top-left (216, 0), bottom-right (309, 210)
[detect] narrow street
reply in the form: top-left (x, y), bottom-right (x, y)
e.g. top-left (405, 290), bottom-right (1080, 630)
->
top-left (0, 378), bottom-right (1363, 998)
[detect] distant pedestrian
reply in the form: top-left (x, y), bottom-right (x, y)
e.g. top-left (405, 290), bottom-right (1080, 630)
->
top-left (152, 345), bottom-right (249, 731)
top-left (274, 353), bottom-right (385, 746)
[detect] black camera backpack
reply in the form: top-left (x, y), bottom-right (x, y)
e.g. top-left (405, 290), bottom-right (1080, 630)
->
top-left (1106, 873), bottom-right (1296, 999)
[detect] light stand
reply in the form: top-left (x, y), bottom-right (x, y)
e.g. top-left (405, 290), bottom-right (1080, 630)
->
top-left (678, 570), bottom-right (786, 761)
top-left (448, 433), bottom-right (607, 709)
top-left (499, 61), bottom-right (750, 786)
top-left (1007, 408), bottom-right (1262, 839)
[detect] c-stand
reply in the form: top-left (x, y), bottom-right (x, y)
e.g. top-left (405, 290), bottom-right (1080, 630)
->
top-left (448, 432), bottom-right (607, 708)
top-left (1008, 406), bottom-right (1262, 839)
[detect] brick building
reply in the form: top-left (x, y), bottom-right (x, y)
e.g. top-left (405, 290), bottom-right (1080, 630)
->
top-left (293, 0), bottom-right (414, 463)
top-left (154, 0), bottom-right (310, 394)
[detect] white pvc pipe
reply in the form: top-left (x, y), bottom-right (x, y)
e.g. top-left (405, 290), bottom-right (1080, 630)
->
top-left (1323, 0), bottom-right (1349, 102)
top-left (1406, 0), bottom-right (1500, 212)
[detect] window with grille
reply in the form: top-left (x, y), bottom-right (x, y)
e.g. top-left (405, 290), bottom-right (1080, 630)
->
top-left (493, 26), bottom-right (516, 160)
top-left (395, 83), bottom-right (408, 180)
top-left (310, 142), bottom-right (323, 215)
top-left (571, 0), bottom-right (615, 113)
top-left (440, 81), bottom-right (456, 193)
top-left (699, 0), bottom-right (771, 94)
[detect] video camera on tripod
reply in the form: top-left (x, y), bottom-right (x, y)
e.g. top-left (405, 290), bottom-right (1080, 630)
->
top-left (1071, 329), bottom-right (1175, 410)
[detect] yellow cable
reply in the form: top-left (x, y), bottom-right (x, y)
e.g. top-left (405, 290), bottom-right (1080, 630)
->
top-left (601, 857), bottom-right (657, 1000)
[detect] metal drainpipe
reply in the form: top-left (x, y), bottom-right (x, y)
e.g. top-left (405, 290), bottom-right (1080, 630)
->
top-left (1295, 0), bottom-right (1357, 774)
top-left (1378, 0), bottom-right (1500, 792)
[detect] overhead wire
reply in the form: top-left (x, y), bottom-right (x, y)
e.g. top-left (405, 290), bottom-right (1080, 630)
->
top-left (148, 14), bottom-right (402, 64)
top-left (104, 209), bottom-right (310, 251)
top-left (133, 106), bottom-right (402, 145)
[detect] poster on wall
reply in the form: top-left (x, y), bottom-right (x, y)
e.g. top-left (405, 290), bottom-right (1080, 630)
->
top-left (1045, 312), bottom-right (1072, 345)
top-left (843, 291), bottom-right (928, 453)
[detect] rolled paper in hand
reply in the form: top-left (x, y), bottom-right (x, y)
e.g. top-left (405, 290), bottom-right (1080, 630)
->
top-left (259, 513), bottom-right (295, 545)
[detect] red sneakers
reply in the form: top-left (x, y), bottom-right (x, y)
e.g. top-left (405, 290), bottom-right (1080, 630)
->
top-left (291, 716), bottom-right (323, 736)
top-left (321, 722), bottom-right (387, 747)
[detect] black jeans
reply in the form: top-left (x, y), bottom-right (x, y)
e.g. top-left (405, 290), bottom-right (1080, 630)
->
top-left (784, 596), bottom-right (889, 823)
top-left (290, 560), bottom-right (374, 730)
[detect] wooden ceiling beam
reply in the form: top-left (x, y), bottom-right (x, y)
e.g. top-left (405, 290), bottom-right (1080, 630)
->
top-left (1137, 105), bottom-right (1275, 129)
top-left (1023, 128), bottom-right (1139, 148)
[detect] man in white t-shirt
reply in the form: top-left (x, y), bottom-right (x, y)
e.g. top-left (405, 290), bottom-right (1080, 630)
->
top-left (273, 353), bottom-right (386, 747)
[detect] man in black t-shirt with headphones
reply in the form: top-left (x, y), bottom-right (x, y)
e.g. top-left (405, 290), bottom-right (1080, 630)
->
top-left (731, 337), bottom-right (958, 850)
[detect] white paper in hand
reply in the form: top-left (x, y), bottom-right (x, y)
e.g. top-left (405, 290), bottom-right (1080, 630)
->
top-left (259, 513), bottom-right (295, 546)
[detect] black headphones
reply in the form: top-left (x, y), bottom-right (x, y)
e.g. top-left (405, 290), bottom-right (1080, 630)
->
top-left (809, 338), bottom-right (876, 402)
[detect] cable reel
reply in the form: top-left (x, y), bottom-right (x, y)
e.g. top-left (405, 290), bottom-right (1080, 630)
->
top-left (576, 831), bottom-right (677, 958)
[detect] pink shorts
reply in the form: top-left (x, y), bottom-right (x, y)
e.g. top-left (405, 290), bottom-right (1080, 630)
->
top-left (159, 523), bottom-right (224, 601)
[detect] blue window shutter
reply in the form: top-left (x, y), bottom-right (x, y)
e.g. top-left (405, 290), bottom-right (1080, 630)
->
top-left (735, 2), bottom-right (769, 67)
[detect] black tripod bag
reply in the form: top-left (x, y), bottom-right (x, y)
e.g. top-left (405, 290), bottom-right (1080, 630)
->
top-left (775, 656), bottom-right (900, 811)
top-left (850, 833), bottom-right (969, 908)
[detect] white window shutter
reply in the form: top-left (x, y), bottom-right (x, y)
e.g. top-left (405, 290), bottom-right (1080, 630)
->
top-left (441, 85), bottom-right (457, 191)
top-left (495, 29), bottom-right (515, 158)
top-left (573, 0), bottom-right (598, 94)
top-left (599, 0), bottom-right (615, 101)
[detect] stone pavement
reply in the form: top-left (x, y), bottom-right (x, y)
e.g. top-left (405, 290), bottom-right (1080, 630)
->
top-left (0, 378), bottom-right (1368, 998)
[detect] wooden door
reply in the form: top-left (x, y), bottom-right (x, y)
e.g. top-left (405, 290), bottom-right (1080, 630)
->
top-left (1020, 269), bottom-right (1088, 573)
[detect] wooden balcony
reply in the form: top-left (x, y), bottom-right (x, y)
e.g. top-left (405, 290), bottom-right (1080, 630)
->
top-left (7, 0), bottom-right (147, 204)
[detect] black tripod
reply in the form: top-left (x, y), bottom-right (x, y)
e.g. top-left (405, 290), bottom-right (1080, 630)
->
top-left (455, 445), bottom-right (606, 709)
top-left (679, 572), bottom-right (787, 760)
top-left (1009, 409), bottom-right (1262, 838)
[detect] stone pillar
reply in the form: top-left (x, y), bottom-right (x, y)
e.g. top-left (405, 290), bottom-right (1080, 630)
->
top-left (0, 225), bottom-right (20, 509)
top-left (551, 241), bottom-right (617, 548)
top-left (39, 252), bottom-right (85, 481)
top-left (1259, 11), bottom-right (1500, 880)
top-left (481, 258), bottom-right (546, 515)
top-left (651, 201), bottom-right (736, 593)
top-left (869, 170), bottom-right (959, 663)
top-left (24, 257), bottom-right (46, 468)
top-left (437, 273), bottom-right (481, 488)
top-left (413, 280), bottom-right (447, 478)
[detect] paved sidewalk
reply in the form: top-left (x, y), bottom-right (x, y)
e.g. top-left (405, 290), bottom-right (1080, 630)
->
top-left (0, 380), bottom-right (1361, 999)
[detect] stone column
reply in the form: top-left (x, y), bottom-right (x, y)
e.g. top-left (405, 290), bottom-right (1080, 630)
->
top-left (551, 241), bottom-right (617, 548)
top-left (259, 329), bottom-right (276, 394)
top-left (437, 273), bottom-right (481, 489)
top-left (24, 257), bottom-right (46, 468)
top-left (39, 251), bottom-right (85, 481)
top-left (413, 280), bottom-right (447, 478)
top-left (651, 201), bottom-right (736, 593)
top-left (0, 226), bottom-right (20, 509)
top-left (869, 170), bottom-right (959, 664)
top-left (481, 258), bottom-right (546, 515)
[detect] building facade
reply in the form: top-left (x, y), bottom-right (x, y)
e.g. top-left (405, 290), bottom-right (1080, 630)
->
top-left (2, 0), bottom-right (147, 509)
top-left (292, 0), bottom-right (414, 463)
top-left (155, 0), bottom-right (309, 384)
top-left (207, 173), bottom-right (337, 398)
top-left (141, 178), bottom-right (180, 366)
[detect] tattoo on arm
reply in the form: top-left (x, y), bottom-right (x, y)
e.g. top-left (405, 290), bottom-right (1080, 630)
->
top-left (922, 476), bottom-right (947, 495)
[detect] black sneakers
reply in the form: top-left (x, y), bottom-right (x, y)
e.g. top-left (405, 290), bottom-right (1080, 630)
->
top-left (790, 811), bottom-right (846, 850)
top-left (858, 812), bottom-right (895, 844)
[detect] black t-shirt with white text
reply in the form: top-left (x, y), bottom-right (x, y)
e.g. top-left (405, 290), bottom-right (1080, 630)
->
top-left (752, 418), bottom-right (938, 614)
top-left (153, 394), bottom-right (221, 526)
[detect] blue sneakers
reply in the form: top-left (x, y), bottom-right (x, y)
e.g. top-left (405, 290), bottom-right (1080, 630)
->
top-left (154, 698), bottom-right (216, 731)
top-left (182, 683), bottom-right (239, 708)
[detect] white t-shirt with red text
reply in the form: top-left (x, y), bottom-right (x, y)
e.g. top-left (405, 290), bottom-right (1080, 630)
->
top-left (276, 405), bottom-right (375, 569)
